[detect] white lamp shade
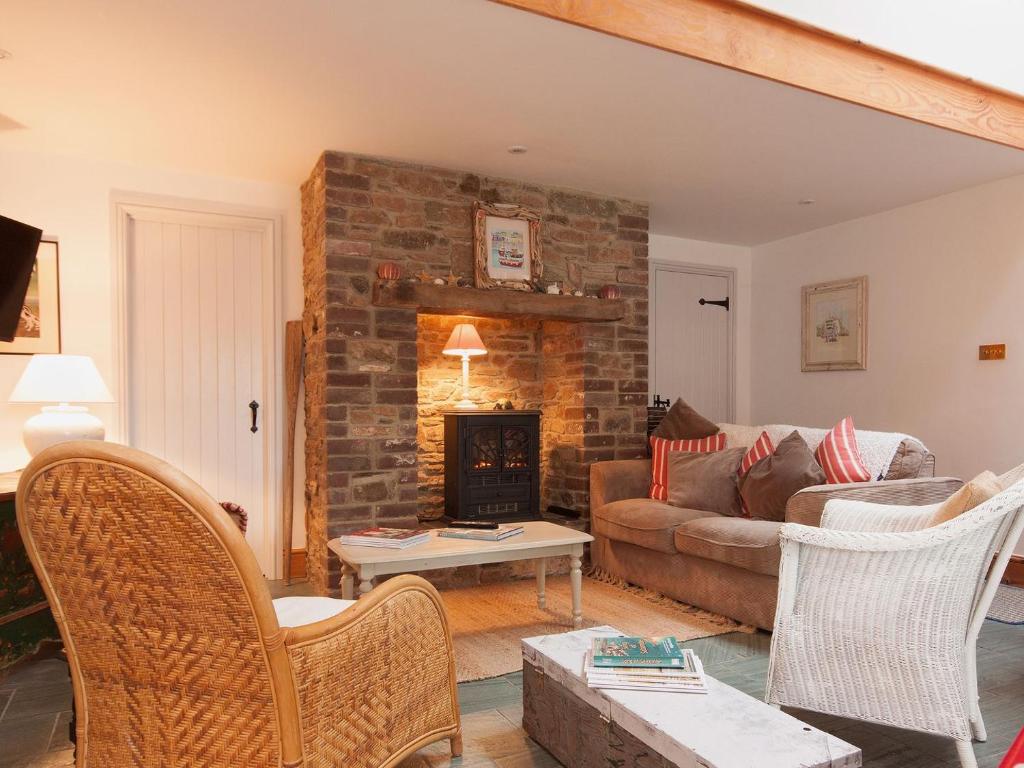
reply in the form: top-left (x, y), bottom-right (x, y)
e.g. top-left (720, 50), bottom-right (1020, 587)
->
top-left (9, 355), bottom-right (114, 404)
top-left (442, 324), bottom-right (487, 357)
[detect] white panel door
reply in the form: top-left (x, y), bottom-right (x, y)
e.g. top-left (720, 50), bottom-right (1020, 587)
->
top-left (126, 213), bottom-right (273, 574)
top-left (652, 265), bottom-right (733, 422)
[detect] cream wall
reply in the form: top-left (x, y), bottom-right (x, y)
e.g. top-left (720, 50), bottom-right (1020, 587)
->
top-left (649, 234), bottom-right (753, 424)
top-left (0, 149), bottom-right (308, 547)
top-left (749, 174), bottom-right (1024, 553)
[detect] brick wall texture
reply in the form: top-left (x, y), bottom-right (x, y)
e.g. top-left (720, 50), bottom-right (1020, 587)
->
top-left (301, 151), bottom-right (649, 593)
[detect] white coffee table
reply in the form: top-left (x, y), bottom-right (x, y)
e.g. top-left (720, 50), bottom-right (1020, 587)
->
top-left (328, 521), bottom-right (594, 628)
top-left (522, 627), bottom-right (862, 768)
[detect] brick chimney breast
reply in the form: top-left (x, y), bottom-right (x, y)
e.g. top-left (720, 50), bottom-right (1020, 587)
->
top-left (301, 151), bottom-right (648, 593)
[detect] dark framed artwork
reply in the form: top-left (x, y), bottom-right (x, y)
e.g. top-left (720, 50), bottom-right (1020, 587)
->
top-left (0, 239), bottom-right (61, 355)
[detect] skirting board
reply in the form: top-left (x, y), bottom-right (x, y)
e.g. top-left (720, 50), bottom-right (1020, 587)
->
top-left (1004, 555), bottom-right (1024, 588)
top-left (289, 549), bottom-right (307, 581)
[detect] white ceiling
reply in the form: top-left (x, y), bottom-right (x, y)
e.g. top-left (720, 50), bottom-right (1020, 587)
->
top-left (3, 0), bottom-right (1024, 245)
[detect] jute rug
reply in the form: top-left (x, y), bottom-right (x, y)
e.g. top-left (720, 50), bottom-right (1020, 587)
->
top-left (988, 584), bottom-right (1024, 625)
top-left (440, 573), bottom-right (748, 682)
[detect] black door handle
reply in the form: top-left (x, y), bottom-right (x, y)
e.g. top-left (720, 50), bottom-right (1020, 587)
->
top-left (698, 297), bottom-right (730, 311)
top-left (249, 401), bottom-right (259, 433)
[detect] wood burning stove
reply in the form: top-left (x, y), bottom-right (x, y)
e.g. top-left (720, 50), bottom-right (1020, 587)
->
top-left (443, 410), bottom-right (541, 522)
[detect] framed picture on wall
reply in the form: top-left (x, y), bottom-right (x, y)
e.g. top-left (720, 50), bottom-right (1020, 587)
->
top-left (473, 202), bottom-right (542, 291)
top-left (801, 275), bottom-right (867, 371)
top-left (0, 239), bottom-right (61, 355)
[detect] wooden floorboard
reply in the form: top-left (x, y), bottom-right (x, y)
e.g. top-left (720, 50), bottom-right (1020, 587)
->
top-left (1, 587), bottom-right (1020, 767)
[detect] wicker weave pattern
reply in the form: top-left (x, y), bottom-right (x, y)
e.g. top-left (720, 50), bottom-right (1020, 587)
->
top-left (767, 481), bottom-right (1024, 762)
top-left (22, 457), bottom-right (281, 766)
top-left (287, 584), bottom-right (459, 768)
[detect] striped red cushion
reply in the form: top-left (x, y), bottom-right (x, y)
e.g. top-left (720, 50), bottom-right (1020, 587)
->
top-left (739, 431), bottom-right (775, 478)
top-left (649, 433), bottom-right (727, 501)
top-left (815, 417), bottom-right (872, 484)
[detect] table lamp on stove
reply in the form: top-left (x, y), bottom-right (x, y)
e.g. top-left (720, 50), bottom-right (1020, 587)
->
top-left (442, 323), bottom-right (487, 409)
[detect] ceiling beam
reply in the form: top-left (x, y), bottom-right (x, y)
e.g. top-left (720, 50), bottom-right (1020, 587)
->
top-left (490, 0), bottom-right (1024, 151)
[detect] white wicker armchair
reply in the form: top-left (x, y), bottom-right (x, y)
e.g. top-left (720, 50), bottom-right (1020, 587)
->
top-left (765, 481), bottom-right (1024, 768)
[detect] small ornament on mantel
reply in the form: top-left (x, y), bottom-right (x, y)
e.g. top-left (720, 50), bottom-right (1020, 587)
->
top-left (545, 283), bottom-right (562, 295)
top-left (599, 284), bottom-right (621, 300)
top-left (377, 262), bottom-right (402, 281)
top-left (494, 398), bottom-right (515, 410)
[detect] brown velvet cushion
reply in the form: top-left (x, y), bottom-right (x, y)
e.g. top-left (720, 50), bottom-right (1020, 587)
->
top-left (652, 397), bottom-right (720, 440)
top-left (592, 498), bottom-right (721, 554)
top-left (739, 431), bottom-right (826, 522)
top-left (674, 518), bottom-right (783, 577)
top-left (667, 447), bottom-right (745, 517)
top-left (882, 439), bottom-right (929, 480)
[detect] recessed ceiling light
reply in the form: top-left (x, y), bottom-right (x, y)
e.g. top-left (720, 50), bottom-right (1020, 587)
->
top-left (0, 50), bottom-right (11, 61)
top-left (798, 198), bottom-right (816, 206)
top-left (507, 144), bottom-right (528, 155)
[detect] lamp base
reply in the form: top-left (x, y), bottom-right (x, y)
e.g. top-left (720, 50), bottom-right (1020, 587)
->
top-left (23, 405), bottom-right (106, 456)
top-left (454, 399), bottom-right (479, 410)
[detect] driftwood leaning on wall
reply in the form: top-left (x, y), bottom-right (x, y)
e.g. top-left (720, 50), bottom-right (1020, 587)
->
top-left (283, 320), bottom-right (303, 584)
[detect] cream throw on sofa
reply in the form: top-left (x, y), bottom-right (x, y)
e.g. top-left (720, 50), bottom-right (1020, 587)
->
top-left (717, 422), bottom-right (923, 481)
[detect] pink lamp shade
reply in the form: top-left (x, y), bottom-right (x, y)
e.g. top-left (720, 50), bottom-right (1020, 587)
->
top-left (442, 324), bottom-right (487, 357)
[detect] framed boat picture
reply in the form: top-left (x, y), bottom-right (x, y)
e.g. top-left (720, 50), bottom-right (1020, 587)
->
top-left (801, 275), bottom-right (867, 372)
top-left (0, 239), bottom-right (61, 355)
top-left (473, 202), bottom-right (542, 291)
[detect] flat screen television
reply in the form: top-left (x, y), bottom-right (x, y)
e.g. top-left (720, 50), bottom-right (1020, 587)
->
top-left (0, 215), bottom-right (44, 342)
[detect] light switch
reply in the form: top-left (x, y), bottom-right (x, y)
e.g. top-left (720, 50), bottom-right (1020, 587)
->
top-left (979, 344), bottom-right (1006, 361)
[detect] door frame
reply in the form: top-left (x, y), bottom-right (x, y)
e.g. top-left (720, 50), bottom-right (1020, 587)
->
top-left (649, 260), bottom-right (737, 423)
top-left (110, 191), bottom-right (285, 576)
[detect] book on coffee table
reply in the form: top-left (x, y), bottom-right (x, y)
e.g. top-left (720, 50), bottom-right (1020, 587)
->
top-left (437, 525), bottom-right (524, 542)
top-left (591, 636), bottom-right (691, 669)
top-left (339, 527), bottom-right (431, 549)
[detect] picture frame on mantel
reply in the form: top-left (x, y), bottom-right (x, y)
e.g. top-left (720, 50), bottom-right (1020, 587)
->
top-left (801, 275), bottom-right (867, 372)
top-left (473, 202), bottom-right (542, 291)
top-left (0, 238), bottom-right (61, 355)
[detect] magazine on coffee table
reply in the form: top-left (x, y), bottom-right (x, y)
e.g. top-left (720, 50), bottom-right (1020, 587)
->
top-left (339, 527), bottom-right (431, 549)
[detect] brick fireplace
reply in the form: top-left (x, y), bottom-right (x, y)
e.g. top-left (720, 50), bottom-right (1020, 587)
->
top-left (301, 151), bottom-right (649, 592)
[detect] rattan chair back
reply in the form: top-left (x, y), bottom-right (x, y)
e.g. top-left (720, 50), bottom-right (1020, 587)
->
top-left (16, 441), bottom-right (301, 767)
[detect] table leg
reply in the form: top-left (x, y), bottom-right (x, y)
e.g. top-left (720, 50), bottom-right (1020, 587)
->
top-left (358, 575), bottom-right (374, 597)
top-left (570, 551), bottom-right (583, 629)
top-left (536, 558), bottom-right (547, 609)
top-left (341, 565), bottom-right (354, 600)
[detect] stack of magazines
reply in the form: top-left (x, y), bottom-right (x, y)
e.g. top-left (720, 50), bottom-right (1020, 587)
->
top-left (585, 635), bottom-right (708, 694)
top-left (339, 527), bottom-right (431, 549)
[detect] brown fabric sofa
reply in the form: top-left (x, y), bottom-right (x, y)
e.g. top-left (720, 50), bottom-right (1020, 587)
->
top-left (590, 435), bottom-right (963, 630)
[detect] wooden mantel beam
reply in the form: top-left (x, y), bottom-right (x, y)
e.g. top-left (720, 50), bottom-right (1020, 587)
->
top-left (490, 0), bottom-right (1024, 151)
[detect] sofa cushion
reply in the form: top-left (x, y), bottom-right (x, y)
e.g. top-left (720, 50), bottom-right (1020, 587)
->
top-left (652, 397), bottom-right (720, 440)
top-left (674, 518), bottom-right (783, 577)
top-left (740, 431), bottom-right (826, 522)
top-left (649, 433), bottom-right (727, 501)
top-left (592, 498), bottom-right (721, 554)
top-left (882, 438), bottom-right (929, 480)
top-left (667, 447), bottom-right (745, 517)
top-left (815, 416), bottom-right (872, 484)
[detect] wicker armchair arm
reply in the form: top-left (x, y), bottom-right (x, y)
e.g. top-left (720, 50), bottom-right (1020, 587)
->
top-left (785, 477), bottom-right (963, 527)
top-left (284, 575), bottom-right (460, 767)
top-left (590, 459), bottom-right (651, 510)
top-left (820, 498), bottom-right (945, 532)
top-left (778, 522), bottom-right (948, 553)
